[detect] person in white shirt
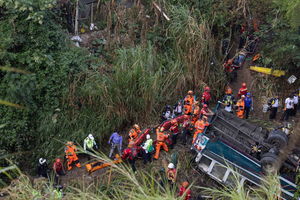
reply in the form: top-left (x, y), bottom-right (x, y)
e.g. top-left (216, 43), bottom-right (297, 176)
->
top-left (268, 96), bottom-right (279, 120)
top-left (282, 94), bottom-right (294, 121)
top-left (291, 93), bottom-right (299, 116)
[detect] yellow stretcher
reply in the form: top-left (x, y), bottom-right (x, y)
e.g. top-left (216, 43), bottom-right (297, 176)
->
top-left (85, 154), bottom-right (122, 173)
top-left (250, 66), bottom-right (285, 77)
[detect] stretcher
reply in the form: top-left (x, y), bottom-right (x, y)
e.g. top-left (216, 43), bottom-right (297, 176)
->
top-left (85, 154), bottom-right (122, 173)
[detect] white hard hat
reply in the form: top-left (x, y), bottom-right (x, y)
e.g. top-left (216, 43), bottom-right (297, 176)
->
top-left (146, 134), bottom-right (150, 140)
top-left (39, 158), bottom-right (46, 165)
top-left (168, 163), bottom-right (175, 169)
top-left (88, 134), bottom-right (94, 140)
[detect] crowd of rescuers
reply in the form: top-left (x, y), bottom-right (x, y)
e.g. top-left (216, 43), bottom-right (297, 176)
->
top-left (36, 84), bottom-right (299, 199)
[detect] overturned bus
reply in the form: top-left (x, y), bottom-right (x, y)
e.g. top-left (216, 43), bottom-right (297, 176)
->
top-left (192, 105), bottom-right (299, 200)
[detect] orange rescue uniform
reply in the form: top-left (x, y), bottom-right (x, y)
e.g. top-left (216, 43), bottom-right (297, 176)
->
top-left (236, 99), bottom-right (245, 119)
top-left (184, 95), bottom-right (195, 115)
top-left (128, 128), bottom-right (141, 141)
top-left (192, 119), bottom-right (209, 144)
top-left (65, 144), bottom-right (81, 170)
top-left (154, 129), bottom-right (169, 159)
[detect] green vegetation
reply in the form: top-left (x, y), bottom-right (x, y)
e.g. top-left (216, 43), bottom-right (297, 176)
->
top-left (0, 0), bottom-right (299, 198)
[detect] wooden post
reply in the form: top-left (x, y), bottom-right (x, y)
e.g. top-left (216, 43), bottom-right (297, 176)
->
top-left (74, 0), bottom-right (79, 35)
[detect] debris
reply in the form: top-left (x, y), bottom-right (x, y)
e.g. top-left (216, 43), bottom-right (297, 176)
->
top-left (287, 75), bottom-right (297, 84)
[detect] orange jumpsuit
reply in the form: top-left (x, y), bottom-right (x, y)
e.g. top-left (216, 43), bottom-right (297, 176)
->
top-left (65, 145), bottom-right (81, 170)
top-left (193, 119), bottom-right (209, 144)
top-left (154, 129), bottom-right (169, 159)
top-left (236, 99), bottom-right (245, 119)
top-left (184, 95), bottom-right (195, 115)
top-left (128, 128), bottom-right (141, 141)
top-left (192, 105), bottom-right (200, 123)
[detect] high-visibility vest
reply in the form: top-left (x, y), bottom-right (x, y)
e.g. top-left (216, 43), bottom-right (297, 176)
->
top-left (84, 137), bottom-right (94, 149)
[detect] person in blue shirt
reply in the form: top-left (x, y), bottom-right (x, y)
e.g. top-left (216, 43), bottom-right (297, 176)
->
top-left (244, 92), bottom-right (253, 119)
top-left (108, 132), bottom-right (123, 158)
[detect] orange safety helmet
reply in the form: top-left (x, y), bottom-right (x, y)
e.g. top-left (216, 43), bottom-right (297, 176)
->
top-left (133, 124), bottom-right (140, 130)
top-left (66, 141), bottom-right (74, 146)
top-left (187, 90), bottom-right (193, 95)
top-left (204, 86), bottom-right (210, 91)
top-left (242, 82), bottom-right (247, 87)
top-left (182, 181), bottom-right (189, 188)
top-left (226, 88), bottom-right (233, 94)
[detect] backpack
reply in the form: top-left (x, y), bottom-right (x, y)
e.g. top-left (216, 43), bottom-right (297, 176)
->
top-left (147, 145), bottom-right (154, 153)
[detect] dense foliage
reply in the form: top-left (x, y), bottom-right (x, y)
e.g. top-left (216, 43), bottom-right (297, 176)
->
top-left (0, 0), bottom-right (299, 182)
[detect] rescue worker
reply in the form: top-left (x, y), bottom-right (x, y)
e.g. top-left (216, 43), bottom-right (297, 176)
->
top-left (192, 101), bottom-right (201, 124)
top-left (178, 181), bottom-right (192, 200)
top-left (201, 86), bottom-right (211, 105)
top-left (141, 134), bottom-right (154, 164)
top-left (166, 163), bottom-right (177, 184)
top-left (129, 124), bottom-right (141, 141)
top-left (221, 88), bottom-right (235, 113)
top-left (184, 90), bottom-right (195, 115)
top-left (65, 141), bottom-right (81, 170)
top-left (37, 158), bottom-right (49, 178)
top-left (238, 83), bottom-right (248, 98)
top-left (268, 95), bottom-right (279, 120)
top-left (154, 127), bottom-right (169, 160)
top-left (83, 134), bottom-right (98, 160)
top-left (244, 92), bottom-right (253, 119)
top-left (108, 131), bottom-right (123, 158)
top-left (282, 94), bottom-right (294, 121)
top-left (181, 118), bottom-right (191, 145)
top-left (53, 158), bottom-right (65, 184)
top-left (122, 143), bottom-right (138, 172)
top-left (169, 119), bottom-right (179, 148)
top-left (236, 95), bottom-right (245, 119)
top-left (53, 158), bottom-right (65, 176)
top-left (200, 104), bottom-right (214, 118)
top-left (193, 116), bottom-right (210, 144)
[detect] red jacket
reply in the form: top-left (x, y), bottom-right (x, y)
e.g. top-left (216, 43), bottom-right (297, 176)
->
top-left (161, 121), bottom-right (172, 131)
top-left (122, 148), bottom-right (139, 160)
top-left (202, 92), bottom-right (211, 103)
top-left (178, 186), bottom-right (191, 200)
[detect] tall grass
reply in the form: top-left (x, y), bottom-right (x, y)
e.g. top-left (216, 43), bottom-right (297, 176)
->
top-left (200, 171), bottom-right (282, 200)
top-left (167, 5), bottom-right (227, 99)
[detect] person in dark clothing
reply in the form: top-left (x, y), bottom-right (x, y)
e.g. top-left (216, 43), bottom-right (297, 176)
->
top-left (37, 158), bottom-right (49, 178)
top-left (268, 96), bottom-right (279, 120)
top-left (181, 120), bottom-right (191, 145)
top-left (244, 93), bottom-right (252, 119)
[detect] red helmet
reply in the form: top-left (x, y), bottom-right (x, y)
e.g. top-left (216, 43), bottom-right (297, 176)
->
top-left (242, 82), bottom-right (246, 87)
top-left (204, 86), bottom-right (210, 91)
top-left (203, 104), bottom-right (208, 108)
top-left (56, 158), bottom-right (61, 163)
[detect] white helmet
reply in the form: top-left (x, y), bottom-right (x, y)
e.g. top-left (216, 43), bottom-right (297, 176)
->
top-left (88, 134), bottom-right (94, 140)
top-left (39, 158), bottom-right (46, 165)
top-left (168, 163), bottom-right (175, 169)
top-left (146, 134), bottom-right (150, 140)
